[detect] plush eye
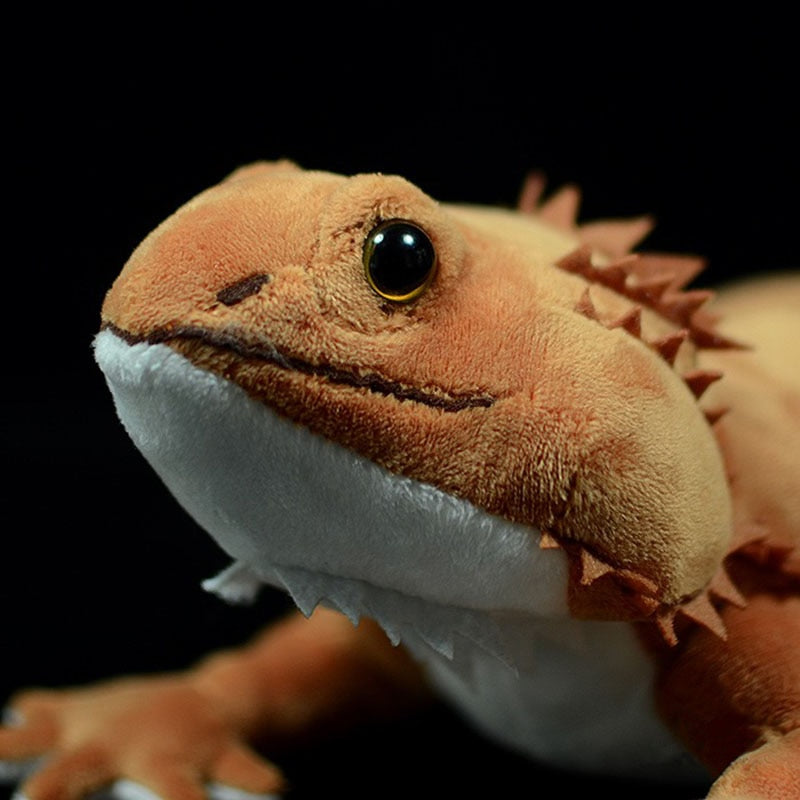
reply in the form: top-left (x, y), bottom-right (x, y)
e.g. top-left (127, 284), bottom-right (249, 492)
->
top-left (363, 220), bottom-right (437, 302)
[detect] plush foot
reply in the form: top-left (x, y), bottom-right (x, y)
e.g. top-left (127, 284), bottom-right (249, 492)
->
top-left (0, 677), bottom-right (285, 800)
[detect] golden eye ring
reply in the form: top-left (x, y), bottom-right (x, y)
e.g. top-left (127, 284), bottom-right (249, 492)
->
top-left (363, 220), bottom-right (437, 303)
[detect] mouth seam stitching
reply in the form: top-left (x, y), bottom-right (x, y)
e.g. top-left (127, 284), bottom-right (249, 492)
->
top-left (101, 322), bottom-right (496, 412)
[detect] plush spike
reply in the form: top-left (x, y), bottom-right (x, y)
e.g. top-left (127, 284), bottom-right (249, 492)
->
top-left (743, 540), bottom-right (797, 570)
top-left (678, 593), bottom-right (728, 640)
top-left (631, 253), bottom-right (706, 290)
top-left (596, 262), bottom-right (630, 293)
top-left (538, 530), bottom-right (562, 550)
top-left (609, 306), bottom-right (643, 338)
top-left (521, 178), bottom-right (653, 258)
top-left (694, 305), bottom-right (723, 326)
top-left (417, 628), bottom-right (455, 661)
top-left (538, 185), bottom-right (582, 228)
top-left (578, 548), bottom-right (615, 586)
top-left (380, 621), bottom-right (403, 647)
top-left (704, 406), bottom-right (730, 426)
top-left (605, 253), bottom-right (641, 271)
top-left (683, 369), bottom-right (723, 399)
top-left (517, 171), bottom-right (547, 214)
top-left (556, 247), bottom-right (741, 352)
top-left (709, 567), bottom-right (747, 608)
top-left (556, 246), bottom-right (594, 277)
top-left (628, 275), bottom-right (674, 305)
top-left (731, 521), bottom-right (771, 555)
top-left (655, 610), bottom-right (679, 646)
top-left (631, 593), bottom-right (662, 616)
top-left (650, 330), bottom-right (689, 366)
top-left (660, 289), bottom-right (715, 327)
top-left (616, 570), bottom-right (659, 596)
top-left (733, 520), bottom-right (796, 569)
top-left (577, 216), bottom-right (654, 257)
top-left (323, 595), bottom-right (361, 626)
top-left (574, 287), bottom-right (599, 321)
top-left (689, 322), bottom-right (747, 351)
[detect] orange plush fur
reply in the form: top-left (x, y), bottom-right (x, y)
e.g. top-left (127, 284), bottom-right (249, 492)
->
top-left (104, 163), bottom-right (732, 613)
top-left (1, 163), bottom-right (798, 800)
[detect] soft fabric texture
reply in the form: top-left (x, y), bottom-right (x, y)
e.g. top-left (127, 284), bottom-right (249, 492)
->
top-left (93, 328), bottom-right (699, 780)
top-left (101, 162), bottom-right (733, 616)
top-left (1, 164), bottom-right (797, 800)
top-left (93, 330), bottom-right (569, 623)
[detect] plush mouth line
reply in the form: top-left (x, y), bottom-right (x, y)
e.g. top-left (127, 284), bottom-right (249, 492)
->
top-left (101, 322), bottom-right (496, 412)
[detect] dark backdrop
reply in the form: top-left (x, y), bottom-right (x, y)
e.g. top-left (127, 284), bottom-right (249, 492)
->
top-left (4, 13), bottom-right (797, 800)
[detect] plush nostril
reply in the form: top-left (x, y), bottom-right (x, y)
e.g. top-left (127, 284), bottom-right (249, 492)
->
top-left (216, 273), bottom-right (271, 306)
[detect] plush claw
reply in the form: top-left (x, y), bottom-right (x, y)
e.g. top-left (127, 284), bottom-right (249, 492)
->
top-left (0, 698), bottom-right (58, 766)
top-left (207, 784), bottom-right (283, 800)
top-left (90, 780), bottom-right (164, 800)
top-left (208, 744), bottom-right (285, 798)
top-left (19, 745), bottom-right (117, 800)
top-left (0, 706), bottom-right (48, 786)
top-left (0, 678), bottom-right (287, 800)
top-left (15, 778), bottom-right (284, 800)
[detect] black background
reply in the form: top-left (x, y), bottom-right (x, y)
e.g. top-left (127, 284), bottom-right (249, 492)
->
top-left (4, 12), bottom-right (797, 799)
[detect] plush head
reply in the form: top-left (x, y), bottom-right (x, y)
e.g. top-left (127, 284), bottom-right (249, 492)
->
top-left (96, 162), bottom-right (734, 647)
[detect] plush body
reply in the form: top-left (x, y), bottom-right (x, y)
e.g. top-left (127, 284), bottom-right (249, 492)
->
top-left (1, 163), bottom-right (798, 799)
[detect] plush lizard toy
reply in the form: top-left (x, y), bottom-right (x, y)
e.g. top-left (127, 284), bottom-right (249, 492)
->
top-left (1, 162), bottom-right (798, 799)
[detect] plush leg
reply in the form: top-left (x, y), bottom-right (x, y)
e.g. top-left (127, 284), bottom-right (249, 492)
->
top-left (653, 562), bottom-right (800, 800)
top-left (0, 608), bottom-right (429, 800)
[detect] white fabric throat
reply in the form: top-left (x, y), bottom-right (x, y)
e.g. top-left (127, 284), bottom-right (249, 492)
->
top-left (93, 330), bottom-right (569, 665)
top-left (93, 330), bottom-right (703, 780)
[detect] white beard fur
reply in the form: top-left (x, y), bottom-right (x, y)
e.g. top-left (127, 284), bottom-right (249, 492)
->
top-left (93, 329), bottom-right (706, 782)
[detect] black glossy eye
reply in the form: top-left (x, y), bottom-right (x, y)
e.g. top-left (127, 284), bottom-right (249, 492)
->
top-left (363, 220), bottom-right (437, 302)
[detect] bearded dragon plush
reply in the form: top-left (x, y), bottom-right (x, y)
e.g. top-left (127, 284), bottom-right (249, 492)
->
top-left (1, 162), bottom-right (798, 800)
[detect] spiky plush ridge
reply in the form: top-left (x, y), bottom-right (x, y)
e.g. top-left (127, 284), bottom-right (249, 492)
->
top-left (519, 181), bottom-right (745, 645)
top-left (99, 163), bottom-right (762, 645)
top-left (1, 165), bottom-right (796, 800)
top-left (522, 177), bottom-right (785, 646)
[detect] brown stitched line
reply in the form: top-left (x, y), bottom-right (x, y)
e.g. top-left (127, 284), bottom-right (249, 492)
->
top-left (101, 322), bottom-right (496, 412)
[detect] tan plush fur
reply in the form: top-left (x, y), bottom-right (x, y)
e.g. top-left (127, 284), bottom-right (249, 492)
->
top-left (2, 164), bottom-right (797, 800)
top-left (103, 162), bottom-right (732, 614)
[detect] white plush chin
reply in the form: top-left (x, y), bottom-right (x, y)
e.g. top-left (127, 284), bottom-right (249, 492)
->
top-left (93, 330), bottom-right (569, 668)
top-left (93, 329), bottom-right (705, 780)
